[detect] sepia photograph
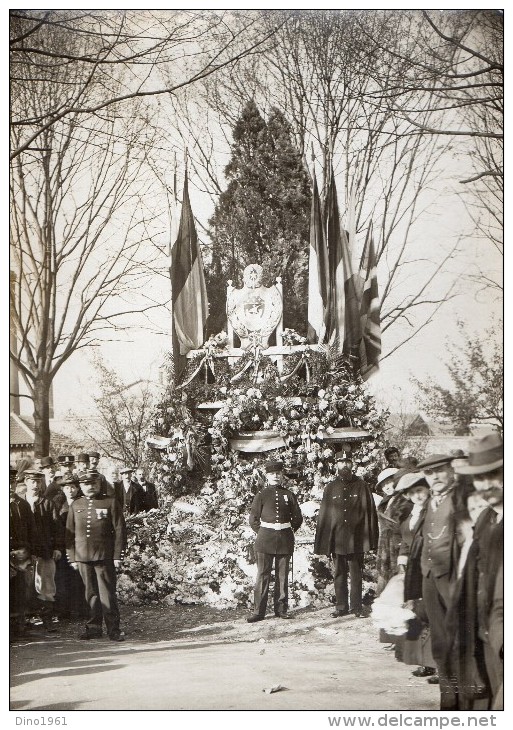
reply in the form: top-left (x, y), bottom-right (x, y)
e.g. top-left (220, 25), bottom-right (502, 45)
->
top-left (8, 5), bottom-right (503, 722)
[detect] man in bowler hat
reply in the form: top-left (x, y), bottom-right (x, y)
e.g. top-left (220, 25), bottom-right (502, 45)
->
top-left (247, 460), bottom-right (303, 622)
top-left (314, 452), bottom-right (378, 618)
top-left (66, 470), bottom-right (127, 641)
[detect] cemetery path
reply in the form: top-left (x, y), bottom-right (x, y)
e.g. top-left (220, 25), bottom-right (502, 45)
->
top-left (10, 604), bottom-right (438, 712)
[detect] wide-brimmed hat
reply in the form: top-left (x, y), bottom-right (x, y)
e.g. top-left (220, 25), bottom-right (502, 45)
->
top-left (417, 453), bottom-right (454, 470)
top-left (395, 472), bottom-right (429, 493)
top-left (264, 460), bottom-right (283, 473)
top-left (376, 468), bottom-right (398, 486)
top-left (453, 433), bottom-right (503, 475)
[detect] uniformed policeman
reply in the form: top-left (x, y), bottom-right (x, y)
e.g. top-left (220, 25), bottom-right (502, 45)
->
top-left (314, 452), bottom-right (378, 618)
top-left (66, 470), bottom-right (127, 641)
top-left (247, 460), bottom-right (303, 622)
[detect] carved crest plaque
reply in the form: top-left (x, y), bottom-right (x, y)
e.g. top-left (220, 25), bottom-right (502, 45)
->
top-left (226, 263), bottom-right (282, 349)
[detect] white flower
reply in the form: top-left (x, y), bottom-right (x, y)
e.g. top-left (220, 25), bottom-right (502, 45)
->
top-left (318, 399), bottom-right (329, 411)
top-left (326, 426), bottom-right (334, 435)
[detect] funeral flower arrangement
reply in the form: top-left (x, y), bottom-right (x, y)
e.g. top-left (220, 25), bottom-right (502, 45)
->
top-left (117, 336), bottom-right (386, 608)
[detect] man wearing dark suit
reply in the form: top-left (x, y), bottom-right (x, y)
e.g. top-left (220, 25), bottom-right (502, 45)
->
top-left (134, 467), bottom-right (159, 511)
top-left (66, 470), bottom-right (127, 641)
top-left (416, 453), bottom-right (463, 710)
top-left (10, 481), bottom-right (36, 637)
top-left (454, 433), bottom-right (503, 710)
top-left (247, 460), bottom-right (303, 622)
top-left (314, 452), bottom-right (378, 618)
top-left (41, 456), bottom-right (61, 501)
top-left (114, 467), bottom-right (145, 515)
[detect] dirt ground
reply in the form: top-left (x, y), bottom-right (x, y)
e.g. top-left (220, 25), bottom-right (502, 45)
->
top-left (10, 603), bottom-right (440, 712)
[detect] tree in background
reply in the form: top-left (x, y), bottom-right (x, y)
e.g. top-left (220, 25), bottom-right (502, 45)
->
top-left (208, 100), bottom-right (311, 335)
top-left (72, 357), bottom-right (156, 466)
top-left (412, 323), bottom-right (503, 435)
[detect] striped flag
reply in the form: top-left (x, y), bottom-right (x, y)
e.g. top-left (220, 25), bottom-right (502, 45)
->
top-left (358, 221), bottom-right (381, 380)
top-left (307, 171), bottom-right (330, 343)
top-left (171, 174), bottom-right (209, 372)
top-left (325, 167), bottom-right (362, 357)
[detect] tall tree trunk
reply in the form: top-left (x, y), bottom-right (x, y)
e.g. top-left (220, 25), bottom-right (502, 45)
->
top-left (33, 375), bottom-right (51, 456)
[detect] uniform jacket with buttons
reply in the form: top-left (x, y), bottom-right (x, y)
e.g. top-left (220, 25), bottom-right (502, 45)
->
top-left (66, 494), bottom-right (127, 562)
top-left (249, 485), bottom-right (303, 555)
top-left (314, 476), bottom-right (379, 556)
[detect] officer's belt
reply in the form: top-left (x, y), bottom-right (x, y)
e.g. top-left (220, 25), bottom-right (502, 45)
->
top-left (260, 521), bottom-right (292, 530)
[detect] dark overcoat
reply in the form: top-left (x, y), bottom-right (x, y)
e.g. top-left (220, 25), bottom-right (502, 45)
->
top-left (140, 481), bottom-right (159, 511)
top-left (30, 497), bottom-right (65, 557)
top-left (66, 494), bottom-right (126, 562)
top-left (314, 476), bottom-right (379, 556)
top-left (249, 485), bottom-right (303, 555)
top-left (114, 480), bottom-right (145, 515)
top-left (9, 495), bottom-right (36, 552)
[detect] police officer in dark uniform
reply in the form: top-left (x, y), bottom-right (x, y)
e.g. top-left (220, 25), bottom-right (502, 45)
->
top-left (314, 451), bottom-right (378, 618)
top-left (247, 460), bottom-right (303, 622)
top-left (66, 470), bottom-right (127, 641)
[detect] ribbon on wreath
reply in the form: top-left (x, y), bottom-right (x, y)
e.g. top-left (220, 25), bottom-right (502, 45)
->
top-left (230, 340), bottom-right (263, 383)
top-left (176, 349), bottom-right (216, 390)
top-left (279, 351), bottom-right (311, 383)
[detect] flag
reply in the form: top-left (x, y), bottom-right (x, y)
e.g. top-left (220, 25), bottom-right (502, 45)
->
top-left (171, 173), bottom-right (209, 374)
top-left (307, 171), bottom-right (330, 343)
top-left (358, 221), bottom-right (381, 380)
top-left (325, 167), bottom-right (362, 357)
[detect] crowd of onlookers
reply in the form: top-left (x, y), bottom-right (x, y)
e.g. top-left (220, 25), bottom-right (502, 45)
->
top-left (371, 436), bottom-right (503, 711)
top-left (9, 452), bottom-right (157, 642)
top-left (10, 436), bottom-right (503, 711)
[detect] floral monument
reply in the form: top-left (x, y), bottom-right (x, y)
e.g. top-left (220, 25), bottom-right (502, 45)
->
top-left (117, 265), bottom-right (387, 609)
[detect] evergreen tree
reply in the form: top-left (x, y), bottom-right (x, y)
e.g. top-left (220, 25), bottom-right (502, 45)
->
top-left (207, 100), bottom-right (311, 336)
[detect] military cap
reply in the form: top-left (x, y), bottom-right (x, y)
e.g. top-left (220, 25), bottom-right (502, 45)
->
top-left (40, 456), bottom-right (55, 468)
top-left (87, 451), bottom-right (101, 459)
top-left (264, 460), bottom-right (283, 473)
top-left (120, 467), bottom-right (134, 475)
top-left (335, 450), bottom-right (352, 461)
top-left (78, 469), bottom-right (100, 484)
top-left (58, 454), bottom-right (75, 466)
top-left (76, 452), bottom-right (90, 464)
top-left (23, 469), bottom-right (44, 480)
top-left (60, 474), bottom-right (80, 487)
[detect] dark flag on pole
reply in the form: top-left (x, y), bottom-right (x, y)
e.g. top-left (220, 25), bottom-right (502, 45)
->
top-left (307, 170), bottom-right (330, 344)
top-left (325, 167), bottom-right (362, 358)
top-left (358, 221), bottom-right (381, 380)
top-left (171, 172), bottom-right (208, 378)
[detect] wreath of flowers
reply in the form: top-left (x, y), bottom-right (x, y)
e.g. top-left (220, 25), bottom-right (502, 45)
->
top-left (147, 332), bottom-right (388, 500)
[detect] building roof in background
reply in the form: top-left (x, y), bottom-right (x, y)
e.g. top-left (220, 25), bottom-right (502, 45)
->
top-left (9, 412), bottom-right (81, 453)
top-left (10, 412), bottom-right (34, 446)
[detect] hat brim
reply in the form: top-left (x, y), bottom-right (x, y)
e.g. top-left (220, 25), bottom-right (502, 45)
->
top-left (454, 457), bottom-right (503, 475)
